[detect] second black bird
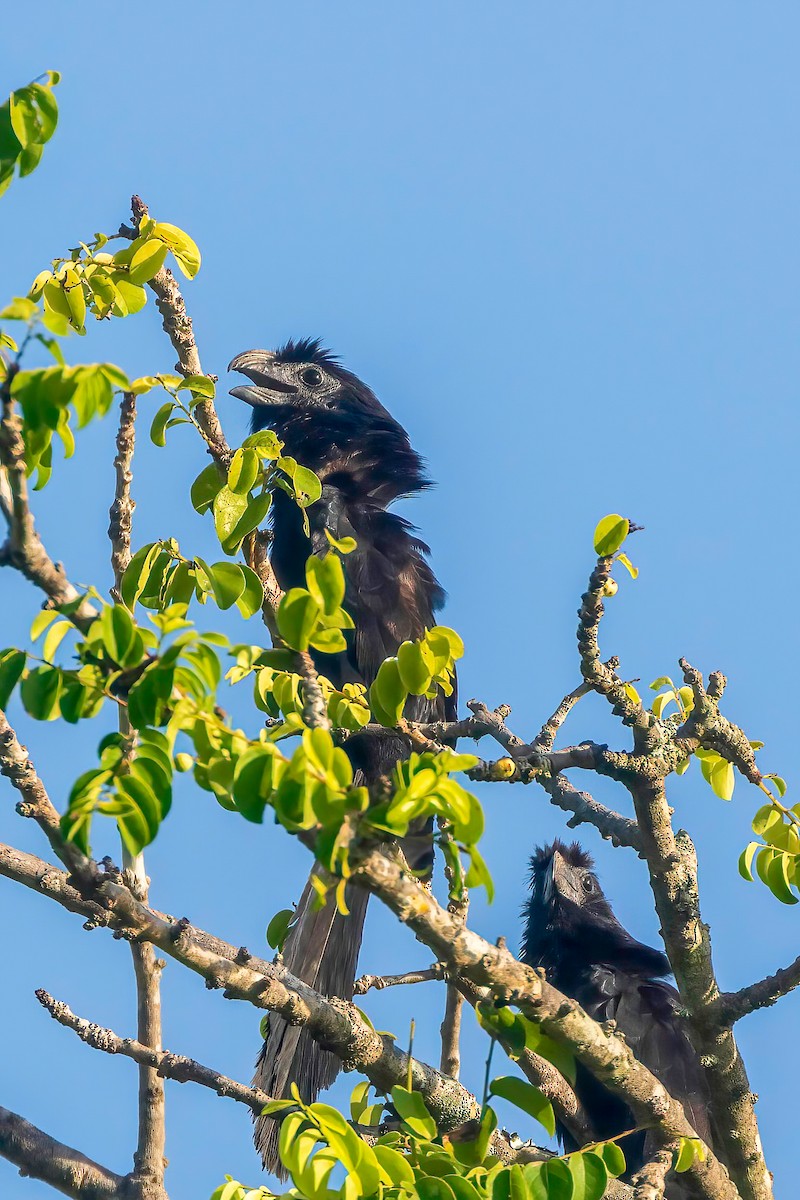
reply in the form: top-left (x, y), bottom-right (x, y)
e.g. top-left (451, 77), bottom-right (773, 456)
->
top-left (522, 840), bottom-right (714, 1190)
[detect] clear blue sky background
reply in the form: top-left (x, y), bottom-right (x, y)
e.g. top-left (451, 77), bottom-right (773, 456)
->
top-left (2, 4), bottom-right (798, 1196)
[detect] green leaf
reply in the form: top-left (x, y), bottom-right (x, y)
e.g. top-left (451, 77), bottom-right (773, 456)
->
top-left (150, 401), bottom-right (174, 447)
top-left (767, 851), bottom-right (798, 906)
top-left (599, 1140), bottom-right (626, 1178)
top-left (191, 463), bottom-right (225, 514)
top-left (236, 567), bottom-right (265, 619)
top-left (127, 237), bottom-right (168, 284)
top-left (292, 464), bottom-right (322, 507)
top-left (615, 551), bottom-right (639, 579)
top-left (593, 514), bottom-right (629, 557)
top-left (276, 588), bottom-right (321, 652)
top-left (228, 447), bottom-right (261, 495)
top-left (389, 1085), bottom-right (437, 1140)
top-left (152, 221), bottom-right (202, 278)
top-left (674, 1137), bottom-right (706, 1173)
top-left (266, 908), bottom-right (295, 951)
top-left (488, 1077), bottom-right (555, 1136)
top-left (738, 841), bottom-right (760, 882)
top-left (324, 529), bottom-right (357, 554)
top-left (179, 373), bottom-right (216, 400)
top-left (20, 665), bottom-right (62, 720)
top-left (476, 1003), bottom-right (526, 1058)
top-left (208, 562), bottom-right (247, 610)
top-left (369, 658), bottom-right (407, 727)
top-left (709, 757), bottom-right (735, 801)
top-left (566, 1150), bottom-right (608, 1200)
top-left (305, 553), bottom-right (346, 616)
top-left (0, 649), bottom-right (26, 709)
top-left (397, 639), bottom-right (434, 695)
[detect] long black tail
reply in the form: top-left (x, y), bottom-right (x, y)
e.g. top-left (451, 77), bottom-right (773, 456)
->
top-left (253, 865), bottom-right (370, 1177)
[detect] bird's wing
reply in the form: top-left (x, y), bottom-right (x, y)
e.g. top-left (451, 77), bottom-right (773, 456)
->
top-left (588, 967), bottom-right (713, 1147)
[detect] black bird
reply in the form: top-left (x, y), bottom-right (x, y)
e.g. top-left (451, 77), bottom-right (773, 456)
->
top-left (522, 841), bottom-right (714, 1188)
top-left (229, 338), bottom-right (455, 1174)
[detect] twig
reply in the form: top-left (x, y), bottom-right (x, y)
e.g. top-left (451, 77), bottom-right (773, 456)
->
top-left (536, 772), bottom-right (642, 850)
top-left (631, 1145), bottom-right (676, 1200)
top-left (715, 953), bottom-right (800, 1025)
top-left (296, 650), bottom-right (331, 730)
top-left (0, 379), bottom-right (95, 628)
top-left (108, 391), bottom-right (136, 601)
top-left (36, 989), bottom-right (273, 1114)
top-left (440, 984), bottom-right (463, 1079)
top-left (0, 708), bottom-right (96, 885)
top-left (576, 556), bottom-right (658, 752)
top-left (354, 967), bottom-right (443, 995)
top-left (0, 1105), bottom-right (123, 1199)
top-left (106, 392), bottom-right (166, 1199)
top-left (122, 196), bottom-right (231, 470)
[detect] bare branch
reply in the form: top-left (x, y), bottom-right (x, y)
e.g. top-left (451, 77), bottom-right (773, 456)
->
top-left (536, 771), bottom-right (642, 850)
top-left (631, 1144), bottom-right (676, 1200)
top-left (108, 390), bottom-right (136, 600)
top-left (354, 967), bottom-right (443, 994)
top-left (0, 708), bottom-right (96, 885)
top-left (577, 556), bottom-right (659, 752)
top-left (439, 985), bottom-right (463, 1079)
top-left (715, 954), bottom-right (800, 1025)
top-left (106, 388), bottom-right (167, 1198)
top-left (36, 989), bottom-right (273, 1115)
top-left (0, 1106), bottom-right (123, 1200)
top-left (121, 196), bottom-right (231, 471)
top-left (0, 378), bottom-right (95, 628)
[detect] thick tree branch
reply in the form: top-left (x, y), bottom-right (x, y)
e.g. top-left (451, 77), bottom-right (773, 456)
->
top-left (36, 990), bottom-right (273, 1115)
top-left (0, 1106), bottom-right (123, 1200)
top-left (628, 773), bottom-right (770, 1200)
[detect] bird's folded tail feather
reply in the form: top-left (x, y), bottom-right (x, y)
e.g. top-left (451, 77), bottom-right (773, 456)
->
top-left (252, 866), bottom-right (369, 1179)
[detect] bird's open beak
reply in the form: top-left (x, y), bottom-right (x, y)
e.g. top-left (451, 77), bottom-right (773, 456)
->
top-left (545, 850), bottom-right (583, 906)
top-left (228, 349), bottom-right (299, 407)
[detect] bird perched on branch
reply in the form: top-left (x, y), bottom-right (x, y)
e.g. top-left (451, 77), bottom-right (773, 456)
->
top-left (522, 841), bottom-right (714, 1188)
top-left (229, 338), bottom-right (455, 1175)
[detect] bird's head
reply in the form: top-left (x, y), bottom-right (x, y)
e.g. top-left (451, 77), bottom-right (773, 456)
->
top-left (228, 338), bottom-right (392, 433)
top-left (527, 840), bottom-right (610, 927)
top-left (522, 839), bottom-right (670, 977)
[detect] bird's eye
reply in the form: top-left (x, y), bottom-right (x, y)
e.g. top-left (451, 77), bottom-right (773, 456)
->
top-left (301, 367), bottom-right (323, 386)
top-left (581, 874), bottom-right (594, 894)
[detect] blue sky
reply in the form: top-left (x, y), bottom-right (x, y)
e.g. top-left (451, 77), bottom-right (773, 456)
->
top-left (2, 3), bottom-right (799, 1195)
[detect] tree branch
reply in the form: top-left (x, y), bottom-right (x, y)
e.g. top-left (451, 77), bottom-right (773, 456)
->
top-left (630, 1144), bottom-right (676, 1200)
top-left (106, 389), bottom-right (166, 1199)
top-left (0, 708), bottom-right (96, 885)
top-left (36, 989), bottom-right (272, 1115)
top-left (0, 378), bottom-right (95, 628)
top-left (108, 391), bottom-right (136, 601)
top-left (0, 843), bottom-right (495, 1151)
top-left (715, 954), bottom-right (800, 1025)
top-left (0, 1106), bottom-right (123, 1200)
